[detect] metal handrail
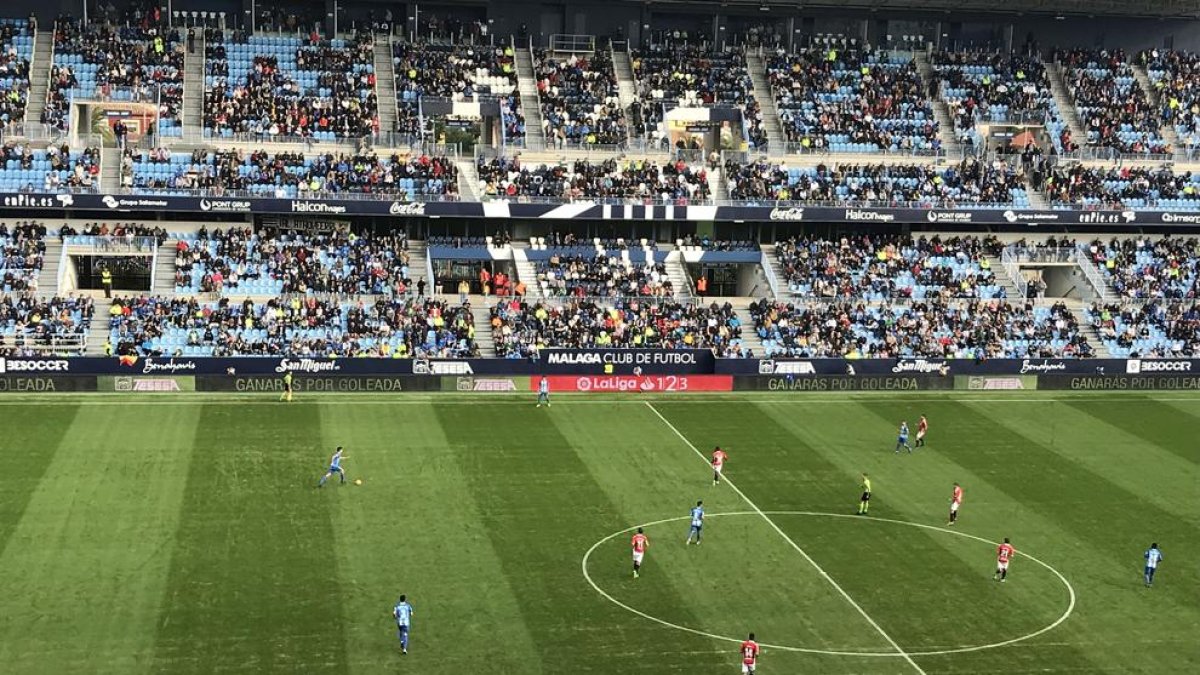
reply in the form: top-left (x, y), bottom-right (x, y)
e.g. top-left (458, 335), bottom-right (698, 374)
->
top-left (115, 186), bottom-right (464, 202)
top-left (1000, 246), bottom-right (1030, 298)
top-left (1073, 244), bottom-right (1110, 304)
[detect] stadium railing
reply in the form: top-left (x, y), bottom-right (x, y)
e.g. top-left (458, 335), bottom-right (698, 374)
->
top-left (1074, 243), bottom-right (1111, 303)
top-left (115, 187), bottom-right (465, 202)
top-left (1000, 245), bottom-right (1031, 298)
top-left (63, 235), bottom-right (159, 252)
top-left (0, 333), bottom-right (87, 355)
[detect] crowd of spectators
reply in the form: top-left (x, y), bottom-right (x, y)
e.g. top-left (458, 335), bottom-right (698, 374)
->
top-left (1143, 49), bottom-right (1200, 151)
top-left (124, 147), bottom-right (459, 199)
top-left (725, 158), bottom-right (1027, 208)
top-left (1045, 165), bottom-right (1200, 210)
top-left (766, 48), bottom-right (939, 153)
top-left (489, 298), bottom-right (748, 357)
top-left (174, 226), bottom-right (417, 296)
top-left (58, 220), bottom-right (168, 245)
top-left (773, 234), bottom-right (1005, 300)
top-left (108, 294), bottom-right (477, 358)
top-left (204, 29), bottom-right (378, 139)
top-left (44, 14), bottom-right (183, 135)
top-left (932, 51), bottom-right (1059, 148)
top-left (391, 42), bottom-right (523, 141)
top-left (1079, 237), bottom-right (1199, 299)
top-left (749, 298), bottom-right (1091, 358)
top-left (0, 293), bottom-right (94, 353)
top-left (1088, 300), bottom-right (1200, 357)
top-left (534, 49), bottom-right (626, 146)
top-left (535, 253), bottom-right (677, 298)
top-left (1, 220), bottom-right (47, 291)
top-left (631, 45), bottom-right (766, 149)
top-left (476, 156), bottom-right (710, 203)
top-left (1056, 48), bottom-right (1169, 155)
top-left (0, 19), bottom-right (32, 135)
top-left (1, 142), bottom-right (101, 192)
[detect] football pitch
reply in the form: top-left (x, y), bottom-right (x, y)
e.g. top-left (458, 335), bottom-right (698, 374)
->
top-left (0, 391), bottom-right (1197, 674)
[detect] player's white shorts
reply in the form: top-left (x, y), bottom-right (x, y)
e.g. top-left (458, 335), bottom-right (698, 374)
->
top-left (996, 560), bottom-right (1009, 571)
top-left (950, 501), bottom-right (960, 513)
top-left (742, 663), bottom-right (756, 674)
top-left (713, 463), bottom-right (724, 474)
top-left (917, 430), bottom-right (926, 440)
top-left (632, 551), bottom-right (644, 565)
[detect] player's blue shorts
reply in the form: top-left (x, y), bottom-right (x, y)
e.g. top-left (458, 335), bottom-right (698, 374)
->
top-left (898, 435), bottom-right (908, 443)
top-left (396, 623), bottom-right (409, 633)
top-left (329, 465), bottom-right (343, 474)
top-left (689, 524), bottom-right (702, 534)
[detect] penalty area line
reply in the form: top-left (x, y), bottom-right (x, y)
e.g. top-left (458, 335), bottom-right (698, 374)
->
top-left (643, 401), bottom-right (928, 675)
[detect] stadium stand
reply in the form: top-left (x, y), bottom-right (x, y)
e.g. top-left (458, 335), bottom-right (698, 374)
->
top-left (533, 253), bottom-right (676, 297)
top-left (124, 147), bottom-right (459, 199)
top-left (1087, 299), bottom-right (1200, 357)
top-left (172, 227), bottom-right (414, 296)
top-left (1046, 166), bottom-right (1200, 210)
top-left (725, 159), bottom-right (1028, 208)
top-left (1142, 49), bottom-right (1200, 151)
top-left (765, 48), bottom-right (939, 154)
top-left (476, 156), bottom-right (710, 202)
top-left (108, 294), bottom-right (477, 358)
top-left (1, 220), bottom-right (46, 291)
top-left (931, 51), bottom-right (1064, 150)
top-left (772, 234), bottom-right (1005, 300)
top-left (749, 298), bottom-right (1091, 358)
top-left (1079, 237), bottom-right (1199, 298)
top-left (631, 44), bottom-right (766, 149)
top-left (391, 42), bottom-right (523, 141)
top-left (1056, 48), bottom-right (1169, 155)
top-left (0, 293), bottom-right (94, 353)
top-left (203, 29), bottom-right (378, 140)
top-left (533, 48), bottom-right (626, 146)
top-left (489, 298), bottom-right (746, 357)
top-left (44, 15), bottom-right (183, 136)
top-left (1, 142), bottom-right (100, 192)
top-left (0, 18), bottom-right (33, 135)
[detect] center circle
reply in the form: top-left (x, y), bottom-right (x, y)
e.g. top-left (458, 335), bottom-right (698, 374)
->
top-left (581, 511), bottom-right (1076, 657)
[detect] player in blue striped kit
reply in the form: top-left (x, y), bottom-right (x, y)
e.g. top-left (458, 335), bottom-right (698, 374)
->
top-left (1144, 544), bottom-right (1163, 587)
top-left (536, 376), bottom-right (550, 407)
top-left (685, 500), bottom-right (704, 545)
top-left (393, 595), bottom-right (414, 654)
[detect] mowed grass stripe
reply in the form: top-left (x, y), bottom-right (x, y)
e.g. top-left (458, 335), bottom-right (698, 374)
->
top-left (435, 403), bottom-right (722, 673)
top-left (981, 400), bottom-right (1200, 522)
top-left (757, 400), bottom-right (1097, 673)
top-left (885, 399), bottom-right (1200, 673)
top-left (552, 405), bottom-right (909, 673)
top-left (0, 404), bottom-right (79, 559)
top-left (151, 403), bottom-right (349, 674)
top-left (319, 403), bottom-right (544, 675)
top-left (1064, 397), bottom-right (1200, 466)
top-left (0, 404), bottom-right (200, 675)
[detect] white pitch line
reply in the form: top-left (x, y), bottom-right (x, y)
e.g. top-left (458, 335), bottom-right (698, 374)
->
top-left (643, 401), bottom-right (929, 675)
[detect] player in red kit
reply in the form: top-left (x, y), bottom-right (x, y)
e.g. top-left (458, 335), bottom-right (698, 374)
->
top-left (995, 537), bottom-right (1015, 582)
top-left (711, 447), bottom-right (728, 486)
top-left (740, 633), bottom-right (760, 674)
top-left (949, 482), bottom-right (963, 525)
top-left (915, 415), bottom-right (929, 448)
top-left (631, 528), bottom-right (649, 578)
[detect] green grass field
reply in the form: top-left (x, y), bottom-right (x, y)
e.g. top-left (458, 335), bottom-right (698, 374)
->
top-left (0, 391), bottom-right (1197, 674)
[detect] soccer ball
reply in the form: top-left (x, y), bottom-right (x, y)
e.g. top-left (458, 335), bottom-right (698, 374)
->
top-left (354, 479), bottom-right (363, 486)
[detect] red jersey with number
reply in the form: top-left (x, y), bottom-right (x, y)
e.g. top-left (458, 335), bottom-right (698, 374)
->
top-left (952, 485), bottom-right (963, 504)
top-left (740, 640), bottom-right (759, 665)
top-left (918, 418), bottom-right (928, 433)
top-left (712, 450), bottom-right (728, 468)
top-left (631, 533), bottom-right (648, 553)
top-left (997, 543), bottom-right (1014, 563)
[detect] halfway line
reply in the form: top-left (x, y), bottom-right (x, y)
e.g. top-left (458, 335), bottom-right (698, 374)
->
top-left (643, 401), bottom-right (928, 675)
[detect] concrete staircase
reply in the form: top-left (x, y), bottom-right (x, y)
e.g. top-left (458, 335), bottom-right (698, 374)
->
top-left (611, 49), bottom-right (638, 144)
top-left (25, 29), bottom-right (54, 127)
top-left (733, 303), bottom-right (766, 356)
top-left (1069, 302), bottom-right (1112, 358)
top-left (1024, 175), bottom-right (1050, 210)
top-left (664, 252), bottom-right (693, 299)
top-left (913, 52), bottom-right (964, 157)
top-left (153, 239), bottom-right (177, 293)
top-left (1130, 63), bottom-right (1183, 157)
top-left (85, 297), bottom-right (112, 355)
top-left (760, 244), bottom-right (791, 297)
top-left (373, 37), bottom-right (398, 136)
top-left (182, 32), bottom-right (205, 138)
top-left (471, 308), bottom-right (496, 357)
top-left (407, 240), bottom-right (432, 295)
top-left (514, 48), bottom-right (546, 149)
top-left (100, 146), bottom-right (121, 192)
top-left (454, 158), bottom-right (481, 201)
top-left (36, 238), bottom-right (62, 295)
top-left (744, 52), bottom-right (787, 152)
top-left (1045, 61), bottom-right (1089, 147)
top-left (512, 248), bottom-right (542, 300)
top-left (709, 165), bottom-right (727, 202)
top-left (985, 254), bottom-right (1024, 300)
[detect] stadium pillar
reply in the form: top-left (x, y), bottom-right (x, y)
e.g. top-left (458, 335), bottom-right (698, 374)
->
top-left (326, 0), bottom-right (336, 37)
